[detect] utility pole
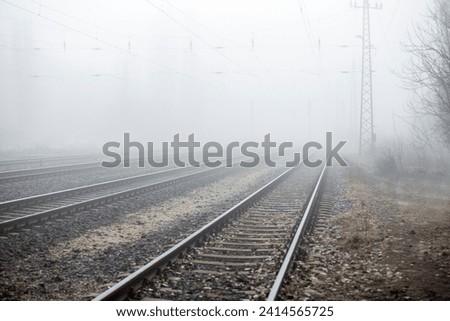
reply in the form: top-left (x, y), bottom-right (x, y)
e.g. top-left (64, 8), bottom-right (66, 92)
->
top-left (351, 0), bottom-right (382, 154)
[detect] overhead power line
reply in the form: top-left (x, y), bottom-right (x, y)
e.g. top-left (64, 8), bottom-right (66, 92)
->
top-left (143, 0), bottom-right (251, 75)
top-left (0, 0), bottom-right (218, 87)
top-left (0, 41), bottom-right (125, 79)
top-left (28, 0), bottom-right (131, 39)
top-left (296, 0), bottom-right (322, 71)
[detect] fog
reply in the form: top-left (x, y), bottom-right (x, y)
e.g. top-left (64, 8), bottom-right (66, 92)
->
top-left (0, 0), bottom-right (432, 154)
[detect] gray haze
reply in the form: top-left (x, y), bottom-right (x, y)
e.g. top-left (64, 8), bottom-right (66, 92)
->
top-left (0, 0), bottom-right (431, 153)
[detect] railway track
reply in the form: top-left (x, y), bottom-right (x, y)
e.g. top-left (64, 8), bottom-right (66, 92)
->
top-left (93, 163), bottom-right (327, 301)
top-left (0, 165), bottom-right (224, 233)
top-left (0, 161), bottom-right (102, 183)
top-left (0, 154), bottom-right (102, 171)
top-left (0, 154), bottom-right (190, 183)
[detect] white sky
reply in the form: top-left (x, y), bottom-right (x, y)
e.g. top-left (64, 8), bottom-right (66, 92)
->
top-left (0, 0), bottom-right (431, 152)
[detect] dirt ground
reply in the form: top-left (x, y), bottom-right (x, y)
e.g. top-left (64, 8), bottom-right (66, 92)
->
top-left (281, 163), bottom-right (450, 300)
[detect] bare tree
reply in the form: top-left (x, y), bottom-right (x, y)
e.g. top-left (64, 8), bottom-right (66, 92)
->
top-left (401, 0), bottom-right (450, 149)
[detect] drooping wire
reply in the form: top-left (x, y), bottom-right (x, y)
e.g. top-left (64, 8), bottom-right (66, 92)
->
top-left (28, 0), bottom-right (131, 39)
top-left (375, 0), bottom-right (400, 67)
top-left (161, 0), bottom-right (250, 53)
top-left (296, 0), bottom-right (320, 71)
top-left (27, 0), bottom-right (230, 77)
top-left (0, 40), bottom-right (124, 79)
top-left (295, 0), bottom-right (328, 96)
top-left (143, 0), bottom-right (252, 76)
top-left (0, 0), bottom-right (219, 87)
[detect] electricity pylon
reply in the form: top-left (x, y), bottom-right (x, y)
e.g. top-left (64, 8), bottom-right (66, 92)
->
top-left (351, 0), bottom-right (382, 154)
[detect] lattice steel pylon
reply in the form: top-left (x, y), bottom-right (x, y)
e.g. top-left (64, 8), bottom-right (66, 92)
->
top-left (351, 0), bottom-right (382, 154)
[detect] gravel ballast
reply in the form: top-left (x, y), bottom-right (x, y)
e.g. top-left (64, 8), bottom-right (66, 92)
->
top-left (281, 164), bottom-right (450, 300)
top-left (0, 165), bottom-right (282, 300)
top-left (0, 164), bottom-right (179, 202)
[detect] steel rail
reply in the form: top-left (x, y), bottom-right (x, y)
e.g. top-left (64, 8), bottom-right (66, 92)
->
top-left (0, 153), bottom-right (199, 182)
top-left (0, 154), bottom-right (100, 166)
top-left (0, 154), bottom-right (241, 213)
top-left (0, 166), bottom-right (185, 211)
top-left (93, 165), bottom-right (297, 301)
top-left (0, 165), bottom-right (215, 233)
top-left (0, 154), bottom-right (247, 233)
top-left (266, 163), bottom-right (328, 301)
top-left (0, 161), bottom-right (101, 182)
